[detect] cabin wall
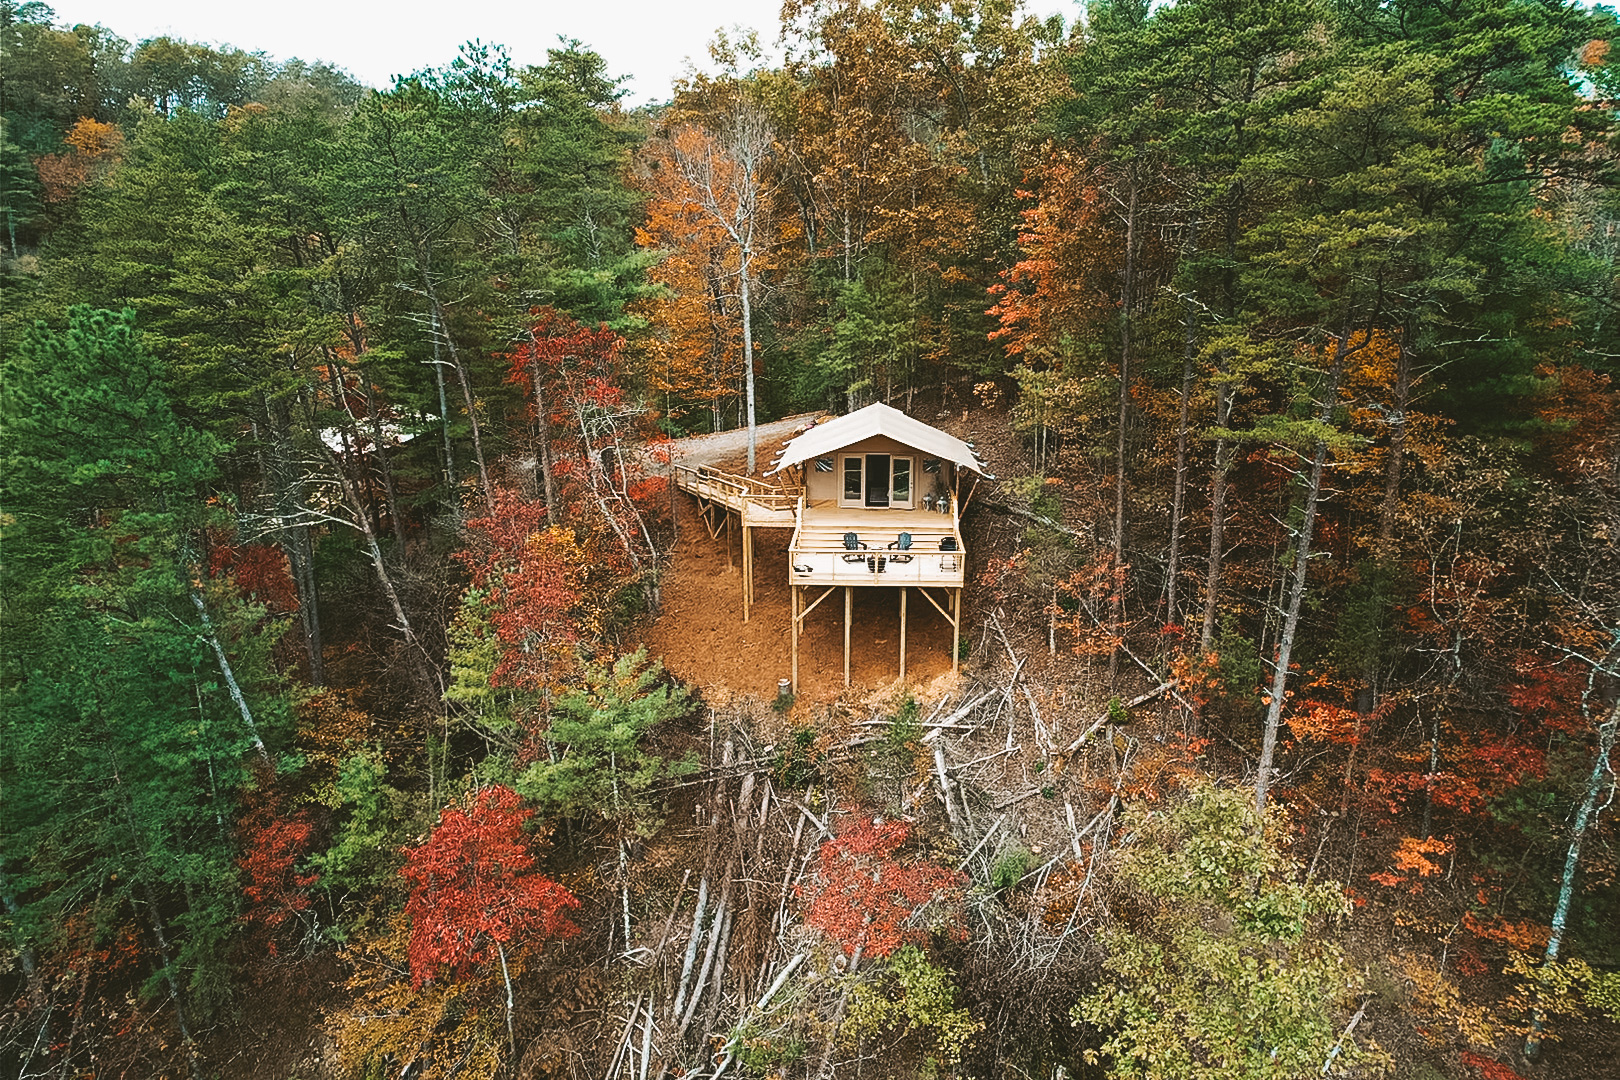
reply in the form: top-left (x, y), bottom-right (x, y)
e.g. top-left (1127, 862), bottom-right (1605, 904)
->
top-left (802, 435), bottom-right (957, 506)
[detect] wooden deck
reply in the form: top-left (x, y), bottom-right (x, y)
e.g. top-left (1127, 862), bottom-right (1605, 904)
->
top-left (788, 500), bottom-right (965, 589)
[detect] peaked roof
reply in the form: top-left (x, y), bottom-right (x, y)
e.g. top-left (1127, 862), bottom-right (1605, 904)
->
top-left (765, 402), bottom-right (990, 477)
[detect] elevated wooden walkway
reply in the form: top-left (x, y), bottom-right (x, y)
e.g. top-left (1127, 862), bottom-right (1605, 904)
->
top-left (672, 464), bottom-right (799, 526)
top-left (672, 464), bottom-right (801, 626)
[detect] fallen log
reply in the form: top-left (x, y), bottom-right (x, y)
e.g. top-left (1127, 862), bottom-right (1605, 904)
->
top-left (1059, 682), bottom-right (1173, 758)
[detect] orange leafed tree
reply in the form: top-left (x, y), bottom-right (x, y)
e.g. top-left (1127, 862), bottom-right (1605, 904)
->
top-left (638, 113), bottom-right (772, 469)
top-left (634, 148), bottom-right (744, 428)
top-left (987, 149), bottom-right (1119, 363)
top-left (34, 117), bottom-right (125, 203)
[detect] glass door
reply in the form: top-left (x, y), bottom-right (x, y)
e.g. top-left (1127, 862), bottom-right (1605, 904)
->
top-left (890, 457), bottom-right (913, 509)
top-left (838, 453), bottom-right (916, 508)
top-left (842, 456), bottom-right (863, 505)
top-left (864, 454), bottom-right (891, 507)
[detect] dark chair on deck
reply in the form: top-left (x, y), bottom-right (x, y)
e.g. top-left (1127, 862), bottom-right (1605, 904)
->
top-left (842, 532), bottom-right (869, 562)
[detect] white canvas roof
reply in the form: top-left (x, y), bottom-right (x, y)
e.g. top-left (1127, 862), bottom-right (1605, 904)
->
top-left (764, 402), bottom-right (990, 477)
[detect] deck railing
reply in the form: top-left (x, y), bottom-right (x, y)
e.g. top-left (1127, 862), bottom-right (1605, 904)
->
top-left (672, 463), bottom-right (801, 513)
top-left (785, 495), bottom-right (965, 588)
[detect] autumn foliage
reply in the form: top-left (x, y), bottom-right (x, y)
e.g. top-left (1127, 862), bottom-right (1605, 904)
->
top-left (33, 117), bottom-right (125, 203)
top-left (801, 815), bottom-right (964, 960)
top-left (401, 786), bottom-right (580, 988)
top-left (987, 149), bottom-right (1119, 361)
top-left (237, 767), bottom-right (320, 955)
top-left (457, 487), bottom-right (589, 691)
top-left (634, 137), bottom-right (745, 424)
top-left (208, 540), bottom-right (300, 614)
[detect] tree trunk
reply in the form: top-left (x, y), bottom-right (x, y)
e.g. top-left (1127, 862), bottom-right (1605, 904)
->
top-left (189, 587), bottom-right (269, 762)
top-left (263, 401), bottom-right (323, 686)
top-left (569, 396), bottom-right (660, 612)
top-left (0, 858), bottom-right (48, 1063)
top-left (361, 366), bottom-right (407, 549)
top-left (320, 429), bottom-right (442, 695)
top-left (1111, 172), bottom-right (1139, 681)
top-left (1255, 325), bottom-right (1355, 814)
top-left (528, 348), bottom-right (559, 512)
top-left (1199, 370), bottom-right (1235, 653)
top-left (428, 295), bottom-right (496, 518)
top-left (1378, 333), bottom-right (1413, 550)
top-left (497, 940), bottom-right (517, 1061)
top-left (1202, 175), bottom-right (1248, 653)
top-left (1525, 682), bottom-right (1620, 1059)
top-left (1167, 272), bottom-right (1198, 628)
top-left (429, 328), bottom-right (457, 488)
top-left (816, 939), bottom-right (865, 1079)
top-left (741, 252), bottom-right (757, 476)
top-left (139, 886), bottom-right (202, 1080)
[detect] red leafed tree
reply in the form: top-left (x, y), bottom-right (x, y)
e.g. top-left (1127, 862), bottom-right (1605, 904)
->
top-left (237, 766), bottom-right (320, 956)
top-left (458, 486), bottom-right (590, 692)
top-left (504, 309), bottom-right (663, 610)
top-left (401, 786), bottom-right (580, 990)
top-left (801, 815), bottom-right (964, 962)
top-left (209, 541), bottom-right (300, 614)
top-left (504, 306), bottom-right (628, 513)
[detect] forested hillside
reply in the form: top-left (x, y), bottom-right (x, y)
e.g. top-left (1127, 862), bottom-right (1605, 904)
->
top-left (2, 0), bottom-right (1618, 1078)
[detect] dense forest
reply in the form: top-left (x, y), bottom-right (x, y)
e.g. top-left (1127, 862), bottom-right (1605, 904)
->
top-left (3, 0), bottom-right (1619, 1077)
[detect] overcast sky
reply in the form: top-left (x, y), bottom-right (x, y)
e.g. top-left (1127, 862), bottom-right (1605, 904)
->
top-left (47, 0), bottom-right (1075, 106)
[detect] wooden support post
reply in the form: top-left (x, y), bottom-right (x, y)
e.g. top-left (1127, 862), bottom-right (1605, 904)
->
top-left (791, 585), bottom-right (799, 694)
top-left (742, 523), bottom-right (752, 623)
top-left (843, 586), bottom-right (853, 688)
top-left (899, 587), bottom-right (908, 684)
top-left (951, 588), bottom-right (961, 677)
top-left (725, 510), bottom-right (733, 570)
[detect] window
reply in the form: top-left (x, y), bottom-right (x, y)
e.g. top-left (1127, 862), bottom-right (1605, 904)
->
top-left (843, 456), bottom-right (863, 502)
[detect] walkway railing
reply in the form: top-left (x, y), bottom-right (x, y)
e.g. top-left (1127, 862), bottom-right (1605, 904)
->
top-left (672, 464), bottom-right (800, 513)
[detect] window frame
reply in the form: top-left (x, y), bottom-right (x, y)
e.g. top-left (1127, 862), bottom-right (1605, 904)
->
top-left (836, 452), bottom-right (915, 509)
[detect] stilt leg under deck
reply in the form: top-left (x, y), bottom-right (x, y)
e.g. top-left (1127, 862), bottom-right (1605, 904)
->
top-left (791, 585), bottom-right (799, 694)
top-left (951, 588), bottom-right (961, 676)
top-left (899, 587), bottom-right (908, 683)
top-left (742, 523), bottom-right (752, 623)
top-left (725, 510), bottom-right (732, 570)
top-left (843, 586), bottom-right (853, 687)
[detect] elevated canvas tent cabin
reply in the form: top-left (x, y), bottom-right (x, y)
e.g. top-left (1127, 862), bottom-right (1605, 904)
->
top-left (767, 403), bottom-right (990, 690)
top-left (671, 402), bottom-right (990, 691)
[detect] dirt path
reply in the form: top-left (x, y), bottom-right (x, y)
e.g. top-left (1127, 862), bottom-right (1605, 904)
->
top-left (660, 412), bottom-right (826, 472)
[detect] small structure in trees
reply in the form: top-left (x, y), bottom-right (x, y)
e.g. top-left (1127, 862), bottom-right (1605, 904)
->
top-left (674, 403), bottom-right (989, 690)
